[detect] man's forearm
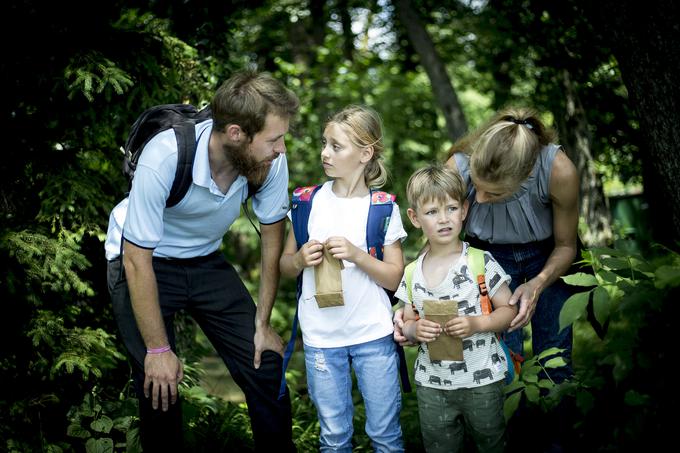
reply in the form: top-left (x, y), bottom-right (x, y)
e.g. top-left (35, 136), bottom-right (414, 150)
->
top-left (123, 244), bottom-right (168, 348)
top-left (256, 221), bottom-right (285, 327)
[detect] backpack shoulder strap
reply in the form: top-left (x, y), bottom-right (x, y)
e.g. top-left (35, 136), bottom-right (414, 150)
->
top-left (468, 246), bottom-right (492, 315)
top-left (279, 183), bottom-right (322, 400)
top-left (165, 122), bottom-right (197, 208)
top-left (366, 189), bottom-right (396, 261)
top-left (291, 185), bottom-right (322, 249)
top-left (404, 261), bottom-right (417, 304)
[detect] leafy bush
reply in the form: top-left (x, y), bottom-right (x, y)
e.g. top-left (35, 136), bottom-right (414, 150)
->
top-left (555, 245), bottom-right (678, 450)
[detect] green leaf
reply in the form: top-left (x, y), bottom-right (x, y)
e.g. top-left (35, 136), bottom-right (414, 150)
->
top-left (126, 427), bottom-right (142, 453)
top-left (544, 357), bottom-right (567, 368)
top-left (503, 380), bottom-right (526, 394)
top-left (601, 257), bottom-right (630, 270)
top-left (525, 384), bottom-right (540, 402)
top-left (598, 269), bottom-right (619, 284)
top-left (85, 438), bottom-right (113, 453)
top-left (523, 373), bottom-right (538, 383)
top-left (537, 379), bottom-right (553, 389)
top-left (504, 391), bottom-right (522, 421)
top-left (575, 390), bottom-right (595, 414)
top-left (67, 423), bottom-right (91, 439)
top-left (562, 273), bottom-right (598, 287)
top-left (537, 347), bottom-right (565, 360)
top-left (90, 415), bottom-right (113, 434)
top-left (521, 364), bottom-right (542, 378)
top-left (655, 265), bottom-right (680, 289)
top-left (624, 390), bottom-right (650, 406)
top-left (592, 286), bottom-right (611, 326)
top-left (559, 291), bottom-right (590, 332)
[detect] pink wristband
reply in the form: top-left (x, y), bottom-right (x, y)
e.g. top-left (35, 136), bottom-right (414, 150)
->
top-left (146, 345), bottom-right (171, 354)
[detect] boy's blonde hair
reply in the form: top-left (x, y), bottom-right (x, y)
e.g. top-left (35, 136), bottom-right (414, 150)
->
top-left (450, 107), bottom-right (557, 193)
top-left (327, 105), bottom-right (388, 188)
top-left (407, 164), bottom-right (467, 210)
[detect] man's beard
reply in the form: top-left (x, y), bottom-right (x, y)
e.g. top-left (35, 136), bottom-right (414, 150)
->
top-left (223, 141), bottom-right (272, 186)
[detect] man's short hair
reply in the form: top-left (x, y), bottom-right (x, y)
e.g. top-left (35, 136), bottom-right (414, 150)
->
top-left (211, 70), bottom-right (300, 137)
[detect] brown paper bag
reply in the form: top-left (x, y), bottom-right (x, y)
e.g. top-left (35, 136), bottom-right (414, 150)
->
top-left (424, 300), bottom-right (463, 361)
top-left (314, 245), bottom-right (345, 308)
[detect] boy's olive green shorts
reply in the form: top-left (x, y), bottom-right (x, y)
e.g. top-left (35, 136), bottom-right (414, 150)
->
top-left (416, 381), bottom-right (505, 453)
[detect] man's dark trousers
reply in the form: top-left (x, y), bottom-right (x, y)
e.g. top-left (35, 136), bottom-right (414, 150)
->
top-left (107, 252), bottom-right (295, 452)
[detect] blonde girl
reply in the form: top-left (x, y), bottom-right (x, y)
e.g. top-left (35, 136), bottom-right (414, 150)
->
top-left (280, 105), bottom-right (405, 452)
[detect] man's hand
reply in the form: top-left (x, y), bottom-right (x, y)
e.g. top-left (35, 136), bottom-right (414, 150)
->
top-left (144, 351), bottom-right (184, 411)
top-left (254, 323), bottom-right (284, 369)
top-left (508, 279), bottom-right (542, 332)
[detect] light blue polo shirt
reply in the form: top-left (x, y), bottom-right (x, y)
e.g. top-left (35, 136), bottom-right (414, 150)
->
top-left (104, 120), bottom-right (289, 260)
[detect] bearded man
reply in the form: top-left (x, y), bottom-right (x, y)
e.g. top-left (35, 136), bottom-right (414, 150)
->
top-left (104, 70), bottom-right (299, 452)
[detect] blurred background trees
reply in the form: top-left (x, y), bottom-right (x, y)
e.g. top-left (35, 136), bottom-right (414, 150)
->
top-left (2, 0), bottom-right (677, 451)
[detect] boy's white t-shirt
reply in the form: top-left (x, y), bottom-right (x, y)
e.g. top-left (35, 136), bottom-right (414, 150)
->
top-left (297, 181), bottom-right (407, 348)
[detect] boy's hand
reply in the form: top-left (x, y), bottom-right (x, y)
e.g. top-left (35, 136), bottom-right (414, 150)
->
top-left (325, 236), bottom-right (360, 262)
top-left (297, 240), bottom-right (323, 269)
top-left (414, 319), bottom-right (443, 343)
top-left (444, 316), bottom-right (480, 338)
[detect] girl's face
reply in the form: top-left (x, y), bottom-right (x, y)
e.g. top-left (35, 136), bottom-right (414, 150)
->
top-left (321, 122), bottom-right (370, 181)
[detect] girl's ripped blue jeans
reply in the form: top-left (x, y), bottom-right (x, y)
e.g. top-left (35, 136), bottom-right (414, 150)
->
top-left (467, 237), bottom-right (574, 383)
top-left (304, 334), bottom-right (404, 453)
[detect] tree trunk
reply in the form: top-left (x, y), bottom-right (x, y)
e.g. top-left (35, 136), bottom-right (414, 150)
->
top-left (554, 69), bottom-right (613, 247)
top-left (392, 0), bottom-right (468, 141)
top-left (589, 0), bottom-right (680, 248)
top-left (336, 0), bottom-right (354, 62)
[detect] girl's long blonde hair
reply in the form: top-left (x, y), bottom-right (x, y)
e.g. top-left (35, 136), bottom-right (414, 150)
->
top-left (328, 105), bottom-right (388, 188)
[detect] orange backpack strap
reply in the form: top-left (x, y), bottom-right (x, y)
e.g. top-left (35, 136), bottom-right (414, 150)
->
top-left (469, 247), bottom-right (492, 315)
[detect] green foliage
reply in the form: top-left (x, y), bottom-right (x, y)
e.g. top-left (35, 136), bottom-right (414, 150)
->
top-left (556, 245), bottom-right (678, 449)
top-left (503, 347), bottom-right (568, 420)
top-left (67, 391), bottom-right (141, 453)
top-left (65, 52), bottom-right (134, 102)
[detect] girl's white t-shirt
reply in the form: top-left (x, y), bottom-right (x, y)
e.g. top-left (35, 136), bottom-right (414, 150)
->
top-left (297, 181), bottom-right (407, 348)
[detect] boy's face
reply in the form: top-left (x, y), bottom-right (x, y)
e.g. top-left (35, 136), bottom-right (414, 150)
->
top-left (407, 195), bottom-right (468, 247)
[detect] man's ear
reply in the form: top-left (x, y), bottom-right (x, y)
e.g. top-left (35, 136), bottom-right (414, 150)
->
top-left (462, 199), bottom-right (469, 221)
top-left (360, 145), bottom-right (374, 164)
top-left (407, 207), bottom-right (421, 228)
top-left (226, 124), bottom-right (244, 142)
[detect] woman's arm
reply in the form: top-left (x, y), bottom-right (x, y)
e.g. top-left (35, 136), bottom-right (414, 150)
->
top-left (508, 150), bottom-right (579, 331)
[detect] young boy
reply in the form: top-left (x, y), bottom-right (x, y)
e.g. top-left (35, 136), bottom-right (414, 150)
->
top-left (395, 164), bottom-right (517, 453)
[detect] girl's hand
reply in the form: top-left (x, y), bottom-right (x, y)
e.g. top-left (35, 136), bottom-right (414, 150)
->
top-left (297, 240), bottom-right (323, 269)
top-left (393, 308), bottom-right (415, 346)
top-left (325, 236), bottom-right (360, 262)
top-left (444, 316), bottom-right (480, 338)
top-left (414, 319), bottom-right (442, 343)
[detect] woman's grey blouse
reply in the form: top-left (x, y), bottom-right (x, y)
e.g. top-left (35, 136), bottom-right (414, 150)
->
top-left (453, 144), bottom-right (561, 244)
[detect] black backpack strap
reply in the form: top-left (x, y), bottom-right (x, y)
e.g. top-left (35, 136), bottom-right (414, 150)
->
top-left (242, 181), bottom-right (262, 237)
top-left (166, 122), bottom-right (197, 208)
